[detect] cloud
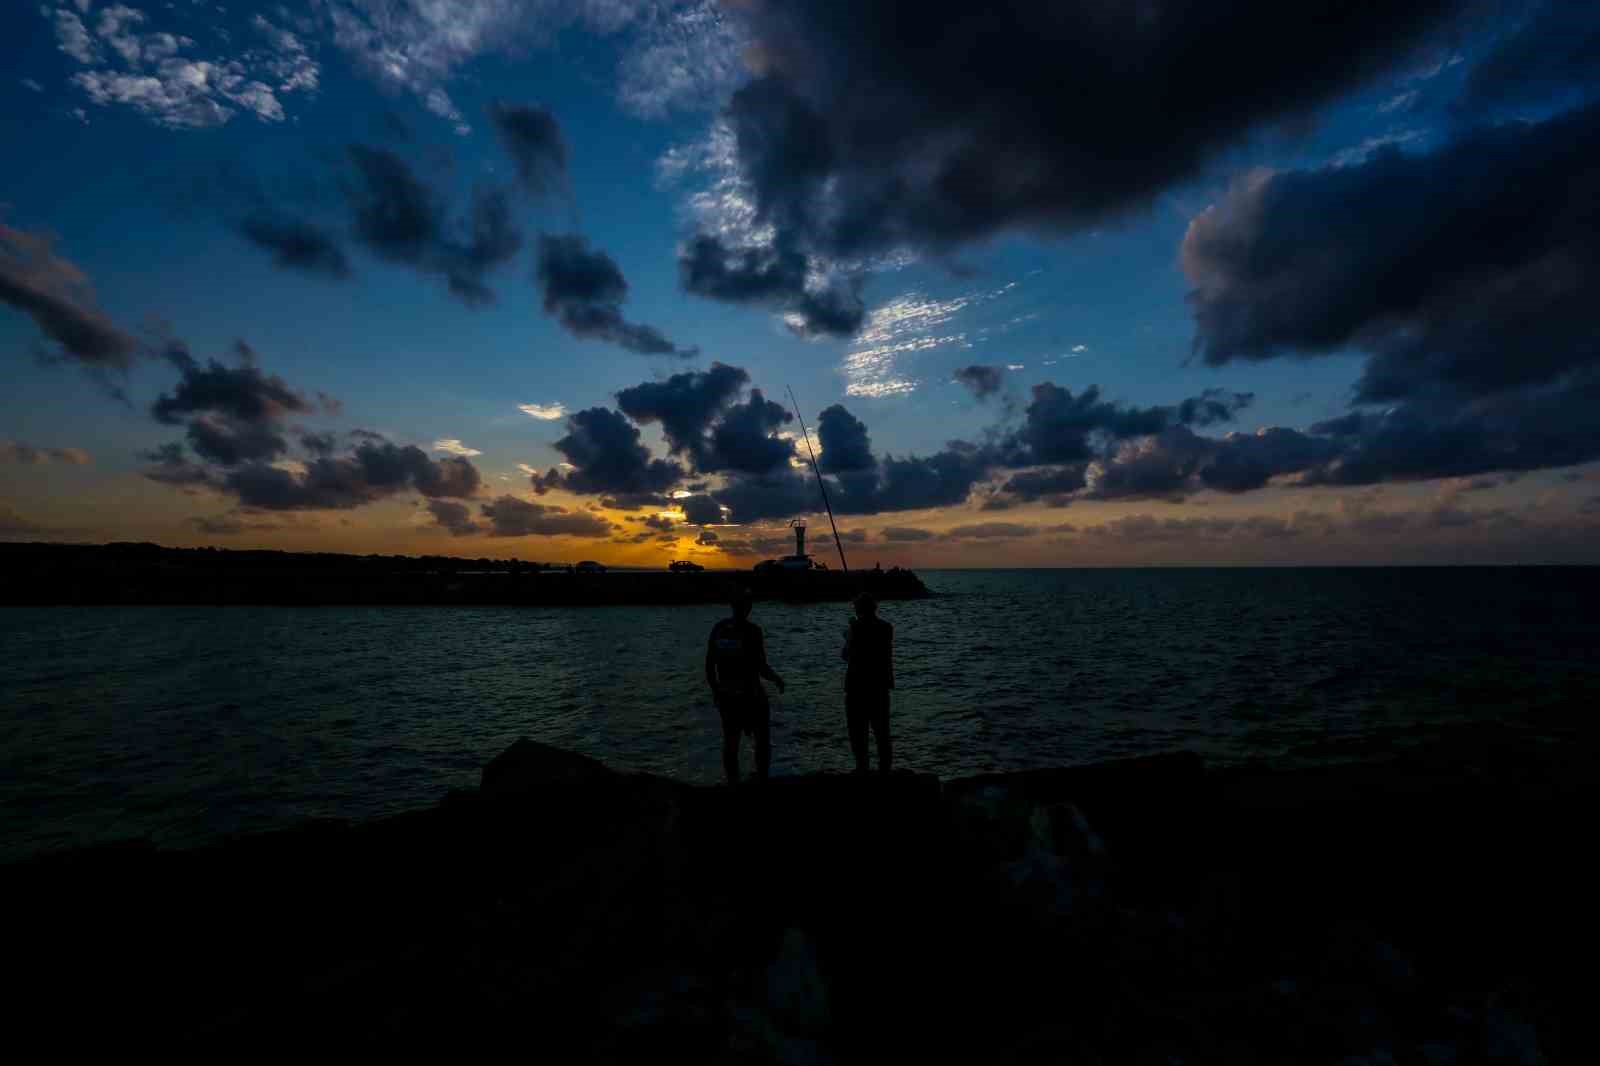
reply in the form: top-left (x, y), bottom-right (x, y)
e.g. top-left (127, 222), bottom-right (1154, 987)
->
top-left (52, 4), bottom-right (319, 130)
top-left (815, 404), bottom-right (873, 474)
top-left (1457, 2), bottom-right (1600, 115)
top-left (238, 216), bottom-right (351, 279)
top-left (519, 402), bottom-right (567, 421)
top-left (425, 499), bottom-right (482, 536)
top-left (0, 223), bottom-right (137, 369)
top-left (1001, 465), bottom-right (1088, 504)
top-left (677, 0), bottom-right (1468, 335)
top-left (678, 493), bottom-right (725, 525)
top-left (880, 526), bottom-right (934, 542)
top-left (535, 234), bottom-right (694, 356)
top-left (677, 232), bottom-right (864, 338)
top-left (345, 145), bottom-right (522, 306)
top-left (545, 407), bottom-right (685, 496)
top-left (1176, 388), bottom-right (1254, 427)
top-left (0, 503), bottom-right (42, 535)
top-left (695, 529), bottom-right (719, 545)
top-left (1, 442), bottom-right (92, 465)
top-left (151, 342), bottom-right (313, 426)
top-left (615, 362), bottom-right (749, 459)
top-left (21, 78), bottom-right (44, 93)
top-left (479, 495), bottom-right (612, 537)
top-left (489, 101), bottom-right (568, 198)
top-left (953, 365), bottom-right (1005, 399)
top-left (945, 522), bottom-right (1038, 540)
top-left (217, 438), bottom-right (481, 511)
top-left (433, 438), bottom-right (483, 457)
top-left (1183, 105), bottom-right (1600, 404)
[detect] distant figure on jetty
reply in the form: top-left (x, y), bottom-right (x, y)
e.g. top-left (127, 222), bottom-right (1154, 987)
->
top-left (706, 588), bottom-right (786, 784)
top-left (842, 593), bottom-right (895, 773)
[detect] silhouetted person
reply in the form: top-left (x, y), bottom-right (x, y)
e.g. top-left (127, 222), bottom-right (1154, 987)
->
top-left (842, 593), bottom-right (894, 773)
top-left (706, 589), bottom-right (785, 784)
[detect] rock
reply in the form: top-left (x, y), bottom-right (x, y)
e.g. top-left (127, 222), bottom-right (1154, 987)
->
top-left (479, 737), bottom-right (612, 794)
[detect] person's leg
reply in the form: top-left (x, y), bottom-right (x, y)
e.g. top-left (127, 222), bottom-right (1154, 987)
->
top-left (846, 691), bottom-right (870, 772)
top-left (718, 703), bottom-right (740, 784)
top-left (752, 700), bottom-right (771, 781)
top-left (871, 692), bottom-right (892, 773)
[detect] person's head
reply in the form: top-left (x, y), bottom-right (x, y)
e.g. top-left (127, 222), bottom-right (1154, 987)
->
top-left (731, 587), bottom-right (753, 620)
top-left (854, 593), bottom-right (878, 619)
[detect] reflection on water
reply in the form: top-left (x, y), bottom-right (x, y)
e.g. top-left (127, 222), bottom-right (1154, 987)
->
top-left (2, 568), bottom-right (1596, 856)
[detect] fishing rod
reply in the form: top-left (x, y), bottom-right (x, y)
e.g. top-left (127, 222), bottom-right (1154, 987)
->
top-left (787, 386), bottom-right (850, 574)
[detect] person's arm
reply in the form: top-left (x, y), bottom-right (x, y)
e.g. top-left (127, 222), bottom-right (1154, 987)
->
top-left (841, 620), bottom-right (852, 662)
top-left (886, 623), bottom-right (895, 690)
top-left (755, 628), bottom-right (785, 693)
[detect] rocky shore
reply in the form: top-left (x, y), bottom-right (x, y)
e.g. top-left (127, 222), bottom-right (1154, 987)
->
top-left (7, 719), bottom-right (1590, 1062)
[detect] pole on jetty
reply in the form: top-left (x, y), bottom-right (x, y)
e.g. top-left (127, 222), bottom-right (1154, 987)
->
top-left (787, 386), bottom-right (850, 574)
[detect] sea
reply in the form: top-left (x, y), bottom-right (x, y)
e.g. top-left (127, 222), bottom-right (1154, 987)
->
top-left (3, 567), bottom-right (1596, 860)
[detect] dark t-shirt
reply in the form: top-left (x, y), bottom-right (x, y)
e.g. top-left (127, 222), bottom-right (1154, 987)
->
top-left (845, 617), bottom-right (894, 691)
top-left (707, 617), bottom-right (769, 703)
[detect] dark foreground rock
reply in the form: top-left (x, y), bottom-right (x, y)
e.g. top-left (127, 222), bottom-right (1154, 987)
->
top-left (6, 723), bottom-right (1594, 1062)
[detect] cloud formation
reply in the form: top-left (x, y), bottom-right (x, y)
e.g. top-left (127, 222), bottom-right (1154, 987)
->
top-left (478, 495), bottom-right (612, 537)
top-left (346, 146), bottom-right (522, 306)
top-left (953, 365), bottom-right (1005, 399)
top-left (535, 234), bottom-right (694, 356)
top-left (673, 0), bottom-right (1469, 333)
top-left (1, 223), bottom-right (137, 370)
top-left (0, 440), bottom-right (90, 466)
top-left (489, 101), bottom-right (568, 197)
top-left (238, 216), bottom-right (351, 279)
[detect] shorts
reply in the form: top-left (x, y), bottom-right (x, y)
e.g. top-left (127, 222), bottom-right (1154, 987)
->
top-left (716, 690), bottom-right (770, 738)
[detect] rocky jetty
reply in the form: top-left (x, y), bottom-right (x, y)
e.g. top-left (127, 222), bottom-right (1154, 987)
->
top-left (0, 542), bottom-right (929, 606)
top-left (7, 720), bottom-right (1591, 1061)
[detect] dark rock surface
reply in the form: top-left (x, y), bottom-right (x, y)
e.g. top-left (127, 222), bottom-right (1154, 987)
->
top-left (6, 726), bottom-right (1592, 1061)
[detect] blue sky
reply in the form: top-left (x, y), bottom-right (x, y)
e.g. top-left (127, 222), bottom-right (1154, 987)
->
top-left (4, 2), bottom-right (1599, 564)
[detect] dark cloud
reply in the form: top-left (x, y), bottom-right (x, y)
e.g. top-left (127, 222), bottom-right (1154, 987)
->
top-left (549, 407), bottom-right (685, 497)
top-left (599, 492), bottom-right (670, 511)
top-left (535, 234), bottom-right (693, 356)
top-left (489, 101), bottom-right (568, 198)
top-left (1, 222), bottom-right (138, 369)
top-left (1001, 465), bottom-right (1088, 504)
top-left (687, 1), bottom-right (1467, 334)
top-left (140, 442), bottom-right (219, 493)
top-left (696, 530), bottom-right (719, 545)
top-left (202, 438), bottom-right (482, 512)
top-left (703, 389), bottom-right (794, 475)
top-left (677, 232), bottom-right (864, 338)
top-left (816, 405), bottom-right (873, 473)
top-left (953, 365), bottom-right (1005, 399)
top-left (152, 345), bottom-right (314, 427)
top-left (344, 145), bottom-right (521, 306)
top-left (643, 514), bottom-right (675, 531)
top-left (1183, 104), bottom-right (1600, 404)
top-left (1458, 3), bottom-right (1600, 115)
top-left (1, 442), bottom-right (91, 465)
top-left (880, 526), bottom-right (934, 542)
top-left (1176, 388), bottom-right (1254, 427)
top-left (237, 215), bottom-right (351, 279)
top-left (615, 363), bottom-right (750, 460)
top-left (945, 522), bottom-right (1038, 540)
top-left (426, 499), bottom-right (482, 537)
top-left (184, 413), bottom-right (290, 467)
top-left (479, 495), bottom-right (612, 537)
top-left (300, 431), bottom-right (338, 457)
top-left (1008, 383), bottom-right (1171, 464)
top-left (678, 493), bottom-right (725, 525)
top-left (713, 470), bottom-right (816, 524)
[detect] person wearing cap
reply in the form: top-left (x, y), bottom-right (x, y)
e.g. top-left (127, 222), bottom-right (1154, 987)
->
top-left (705, 588), bottom-right (786, 784)
top-left (841, 593), bottom-right (895, 773)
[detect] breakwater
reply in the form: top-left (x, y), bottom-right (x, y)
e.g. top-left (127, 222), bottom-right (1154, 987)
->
top-left (0, 542), bottom-right (929, 606)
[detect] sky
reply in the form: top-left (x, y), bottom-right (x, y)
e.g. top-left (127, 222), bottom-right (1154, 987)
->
top-left (4, 0), bottom-right (1600, 567)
